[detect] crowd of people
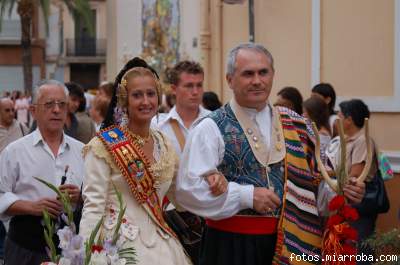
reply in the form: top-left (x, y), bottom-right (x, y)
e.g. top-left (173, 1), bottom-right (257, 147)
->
top-left (0, 42), bottom-right (390, 265)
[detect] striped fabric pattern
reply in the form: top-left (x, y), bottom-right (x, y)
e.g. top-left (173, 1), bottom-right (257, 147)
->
top-left (273, 107), bottom-right (323, 265)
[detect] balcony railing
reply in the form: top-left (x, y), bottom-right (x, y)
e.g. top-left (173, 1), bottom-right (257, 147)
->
top-left (66, 38), bottom-right (106, 57)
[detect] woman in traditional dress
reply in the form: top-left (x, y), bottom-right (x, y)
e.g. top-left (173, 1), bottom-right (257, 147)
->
top-left (79, 58), bottom-right (191, 265)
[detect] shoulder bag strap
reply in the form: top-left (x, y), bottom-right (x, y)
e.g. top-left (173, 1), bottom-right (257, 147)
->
top-left (169, 119), bottom-right (186, 152)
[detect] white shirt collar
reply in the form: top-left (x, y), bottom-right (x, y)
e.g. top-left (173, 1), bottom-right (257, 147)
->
top-left (231, 97), bottom-right (271, 119)
top-left (32, 128), bottom-right (69, 150)
top-left (159, 105), bottom-right (210, 128)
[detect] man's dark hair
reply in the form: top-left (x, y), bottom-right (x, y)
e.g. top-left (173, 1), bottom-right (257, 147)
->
top-left (339, 99), bottom-right (370, 128)
top-left (166, 60), bottom-right (204, 85)
top-left (277, 86), bottom-right (303, 115)
top-left (311, 83), bottom-right (336, 115)
top-left (65, 82), bottom-right (86, 112)
top-left (202, 91), bottom-right (222, 111)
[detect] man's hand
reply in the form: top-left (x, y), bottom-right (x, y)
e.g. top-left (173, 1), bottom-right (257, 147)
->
top-left (30, 198), bottom-right (63, 218)
top-left (206, 173), bottom-right (228, 196)
top-left (59, 184), bottom-right (81, 203)
top-left (343, 177), bottom-right (366, 204)
top-left (253, 187), bottom-right (281, 214)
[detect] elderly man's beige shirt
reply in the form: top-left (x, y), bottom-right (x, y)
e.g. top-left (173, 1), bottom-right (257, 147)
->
top-left (0, 120), bottom-right (28, 153)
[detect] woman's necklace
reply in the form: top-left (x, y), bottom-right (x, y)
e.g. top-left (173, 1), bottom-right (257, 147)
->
top-left (127, 130), bottom-right (152, 147)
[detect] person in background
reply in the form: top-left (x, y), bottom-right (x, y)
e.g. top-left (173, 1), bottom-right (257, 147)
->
top-left (303, 96), bottom-right (331, 163)
top-left (14, 91), bottom-right (30, 127)
top-left (152, 60), bottom-right (210, 157)
top-left (83, 87), bottom-right (95, 112)
top-left (274, 86), bottom-right (303, 115)
top-left (65, 82), bottom-right (96, 144)
top-left (326, 99), bottom-right (384, 265)
top-left (202, 91), bottom-right (222, 111)
top-left (0, 80), bottom-right (84, 265)
top-left (89, 95), bottom-right (110, 132)
top-left (311, 83), bottom-right (338, 136)
top-left (97, 81), bottom-right (114, 99)
top-left (151, 60), bottom-right (210, 263)
top-left (0, 98), bottom-right (29, 263)
top-left (0, 98), bottom-right (29, 153)
top-left (2, 91), bottom-right (10, 99)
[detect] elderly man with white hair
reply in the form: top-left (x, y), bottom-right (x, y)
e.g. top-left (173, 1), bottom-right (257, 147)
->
top-left (0, 80), bottom-right (85, 265)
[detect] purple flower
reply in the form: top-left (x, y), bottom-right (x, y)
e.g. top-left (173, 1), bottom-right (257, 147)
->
top-left (57, 226), bottom-right (74, 250)
top-left (62, 234), bottom-right (85, 265)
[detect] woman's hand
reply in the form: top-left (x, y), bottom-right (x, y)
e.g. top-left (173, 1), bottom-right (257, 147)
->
top-left (343, 177), bottom-right (366, 204)
top-left (206, 173), bottom-right (228, 196)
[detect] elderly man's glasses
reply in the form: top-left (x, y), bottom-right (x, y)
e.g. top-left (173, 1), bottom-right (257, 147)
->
top-left (36, 101), bottom-right (67, 110)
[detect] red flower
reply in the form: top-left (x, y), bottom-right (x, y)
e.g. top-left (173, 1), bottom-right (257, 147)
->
top-left (342, 243), bottom-right (357, 255)
top-left (340, 205), bottom-right (359, 221)
top-left (342, 226), bottom-right (358, 241)
top-left (328, 195), bottom-right (345, 211)
top-left (327, 214), bottom-right (344, 228)
top-left (91, 245), bottom-right (103, 253)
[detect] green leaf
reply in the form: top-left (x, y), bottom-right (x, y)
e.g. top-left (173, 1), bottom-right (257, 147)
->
top-left (43, 209), bottom-right (59, 263)
top-left (111, 181), bottom-right (127, 245)
top-left (34, 177), bottom-right (75, 229)
top-left (84, 216), bottom-right (104, 265)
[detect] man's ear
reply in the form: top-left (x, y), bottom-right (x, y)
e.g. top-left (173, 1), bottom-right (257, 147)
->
top-left (226, 74), bottom-right (233, 89)
top-left (170, 84), bottom-right (177, 95)
top-left (29, 105), bottom-right (36, 119)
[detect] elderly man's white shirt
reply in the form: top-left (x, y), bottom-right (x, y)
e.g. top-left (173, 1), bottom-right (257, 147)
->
top-left (0, 129), bottom-right (85, 220)
top-left (176, 100), bottom-right (272, 220)
top-left (151, 106), bottom-right (210, 157)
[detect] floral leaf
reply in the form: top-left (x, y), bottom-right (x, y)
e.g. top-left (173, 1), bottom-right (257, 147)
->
top-left (84, 216), bottom-right (104, 265)
top-left (111, 181), bottom-right (127, 245)
top-left (43, 209), bottom-right (59, 263)
top-left (34, 177), bottom-right (74, 228)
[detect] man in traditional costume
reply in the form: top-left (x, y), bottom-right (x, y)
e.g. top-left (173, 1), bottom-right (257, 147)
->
top-left (176, 43), bottom-right (365, 265)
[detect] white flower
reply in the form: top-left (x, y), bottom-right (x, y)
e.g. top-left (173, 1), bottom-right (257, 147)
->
top-left (89, 251), bottom-right (108, 265)
top-left (62, 235), bottom-right (85, 265)
top-left (111, 258), bottom-right (127, 265)
top-left (57, 226), bottom-right (74, 250)
top-left (59, 257), bottom-right (72, 265)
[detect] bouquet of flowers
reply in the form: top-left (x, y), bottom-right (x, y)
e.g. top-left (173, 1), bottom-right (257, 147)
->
top-left (312, 119), bottom-right (372, 265)
top-left (36, 178), bottom-right (137, 265)
top-left (323, 195), bottom-right (359, 264)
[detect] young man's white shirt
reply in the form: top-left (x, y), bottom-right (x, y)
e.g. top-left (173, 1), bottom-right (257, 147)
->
top-left (151, 105), bottom-right (211, 158)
